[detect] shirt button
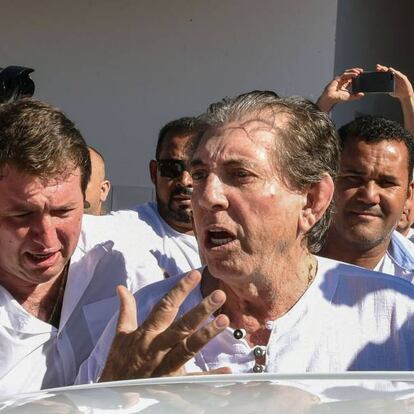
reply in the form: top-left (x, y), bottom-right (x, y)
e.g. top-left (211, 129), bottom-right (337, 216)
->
top-left (253, 346), bottom-right (266, 358)
top-left (253, 364), bottom-right (264, 373)
top-left (233, 328), bottom-right (246, 340)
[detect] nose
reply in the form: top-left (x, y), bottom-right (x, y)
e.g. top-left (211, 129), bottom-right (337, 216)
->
top-left (197, 174), bottom-right (229, 211)
top-left (178, 170), bottom-right (193, 187)
top-left (31, 215), bottom-right (59, 249)
top-left (357, 181), bottom-right (380, 205)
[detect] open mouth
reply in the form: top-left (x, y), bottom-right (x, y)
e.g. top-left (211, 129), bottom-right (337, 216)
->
top-left (25, 251), bottom-right (59, 266)
top-left (207, 229), bottom-right (236, 247)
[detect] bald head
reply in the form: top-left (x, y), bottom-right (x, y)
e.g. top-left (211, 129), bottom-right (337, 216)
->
top-left (84, 146), bottom-right (111, 215)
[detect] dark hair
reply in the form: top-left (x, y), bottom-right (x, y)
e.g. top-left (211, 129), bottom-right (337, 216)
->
top-left (338, 115), bottom-right (414, 181)
top-left (0, 98), bottom-right (91, 193)
top-left (190, 92), bottom-right (340, 253)
top-left (156, 117), bottom-right (200, 160)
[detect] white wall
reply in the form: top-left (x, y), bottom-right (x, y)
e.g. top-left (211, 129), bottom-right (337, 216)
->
top-left (0, 0), bottom-right (338, 208)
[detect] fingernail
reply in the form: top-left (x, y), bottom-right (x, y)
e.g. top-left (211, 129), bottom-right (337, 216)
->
top-left (187, 271), bottom-right (200, 282)
top-left (215, 315), bottom-right (228, 328)
top-left (211, 290), bottom-right (225, 304)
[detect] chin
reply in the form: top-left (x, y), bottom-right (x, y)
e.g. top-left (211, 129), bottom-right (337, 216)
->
top-left (29, 263), bottom-right (67, 284)
top-left (348, 230), bottom-right (388, 249)
top-left (207, 258), bottom-right (249, 281)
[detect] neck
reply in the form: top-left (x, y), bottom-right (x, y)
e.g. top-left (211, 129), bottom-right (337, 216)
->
top-left (158, 208), bottom-right (194, 235)
top-left (321, 229), bottom-right (390, 270)
top-left (0, 270), bottom-right (66, 324)
top-left (202, 250), bottom-right (317, 346)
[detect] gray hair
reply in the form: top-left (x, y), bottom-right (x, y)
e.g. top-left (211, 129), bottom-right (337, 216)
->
top-left (190, 92), bottom-right (340, 253)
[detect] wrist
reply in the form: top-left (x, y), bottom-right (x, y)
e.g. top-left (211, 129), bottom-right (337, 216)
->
top-left (316, 95), bottom-right (336, 113)
top-left (398, 94), bottom-right (414, 104)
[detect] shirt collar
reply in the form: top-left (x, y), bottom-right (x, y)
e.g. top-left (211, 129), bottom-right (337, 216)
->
top-left (387, 231), bottom-right (414, 272)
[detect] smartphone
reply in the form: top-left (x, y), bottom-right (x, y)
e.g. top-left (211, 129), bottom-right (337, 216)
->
top-left (352, 71), bottom-right (394, 94)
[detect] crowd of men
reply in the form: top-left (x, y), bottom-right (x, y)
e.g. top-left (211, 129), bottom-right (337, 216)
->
top-left (2, 64), bottom-right (414, 395)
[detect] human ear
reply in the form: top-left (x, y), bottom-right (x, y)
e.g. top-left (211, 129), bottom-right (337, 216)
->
top-left (298, 173), bottom-right (334, 234)
top-left (406, 179), bottom-right (414, 203)
top-left (100, 180), bottom-right (111, 203)
top-left (402, 180), bottom-right (414, 223)
top-left (149, 160), bottom-right (157, 185)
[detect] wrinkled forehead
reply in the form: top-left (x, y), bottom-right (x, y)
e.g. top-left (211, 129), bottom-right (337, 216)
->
top-left (192, 115), bottom-right (290, 165)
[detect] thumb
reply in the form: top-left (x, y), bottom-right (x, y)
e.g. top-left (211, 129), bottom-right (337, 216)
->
top-left (116, 285), bottom-right (138, 333)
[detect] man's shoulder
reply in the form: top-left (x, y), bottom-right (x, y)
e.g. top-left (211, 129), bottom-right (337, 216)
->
top-left (79, 203), bottom-right (159, 249)
top-left (318, 258), bottom-right (414, 315)
top-left (317, 255), bottom-right (414, 298)
top-left (82, 202), bottom-right (155, 226)
top-left (134, 270), bottom-right (203, 323)
top-left (389, 230), bottom-right (414, 268)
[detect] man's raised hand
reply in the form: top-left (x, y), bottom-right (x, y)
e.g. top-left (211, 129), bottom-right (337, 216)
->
top-left (316, 67), bottom-right (365, 113)
top-left (100, 270), bottom-right (230, 381)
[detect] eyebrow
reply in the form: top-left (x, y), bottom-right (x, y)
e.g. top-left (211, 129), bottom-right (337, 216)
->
top-left (190, 158), bottom-right (259, 169)
top-left (189, 159), bottom-right (204, 168)
top-left (340, 168), bottom-right (365, 175)
top-left (3, 200), bottom-right (78, 212)
top-left (341, 169), bottom-right (399, 181)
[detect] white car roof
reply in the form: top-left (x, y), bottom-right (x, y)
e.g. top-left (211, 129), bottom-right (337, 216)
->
top-left (2, 372), bottom-right (414, 413)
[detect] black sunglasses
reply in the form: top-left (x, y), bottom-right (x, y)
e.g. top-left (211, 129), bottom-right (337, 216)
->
top-left (157, 159), bottom-right (189, 179)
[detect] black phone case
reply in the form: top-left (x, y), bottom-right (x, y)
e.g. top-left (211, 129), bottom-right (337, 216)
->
top-left (352, 72), bottom-right (395, 94)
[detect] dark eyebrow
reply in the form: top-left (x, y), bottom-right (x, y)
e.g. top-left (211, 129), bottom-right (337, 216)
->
top-left (378, 174), bottom-right (399, 182)
top-left (340, 169), bottom-right (365, 175)
top-left (341, 169), bottom-right (399, 182)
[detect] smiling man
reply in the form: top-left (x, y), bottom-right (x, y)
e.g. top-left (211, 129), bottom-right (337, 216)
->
top-left (320, 116), bottom-right (414, 280)
top-left (78, 93), bottom-right (414, 381)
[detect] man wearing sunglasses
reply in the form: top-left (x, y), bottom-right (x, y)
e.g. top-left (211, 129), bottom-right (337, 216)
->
top-left (149, 119), bottom-right (196, 235)
top-left (77, 117), bottom-right (201, 293)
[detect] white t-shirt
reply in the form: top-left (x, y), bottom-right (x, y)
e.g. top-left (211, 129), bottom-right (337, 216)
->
top-left (78, 202), bottom-right (201, 291)
top-left (77, 255), bottom-right (414, 383)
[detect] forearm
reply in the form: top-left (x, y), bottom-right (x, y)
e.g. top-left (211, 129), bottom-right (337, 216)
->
top-left (400, 95), bottom-right (414, 137)
top-left (316, 94), bottom-right (336, 113)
